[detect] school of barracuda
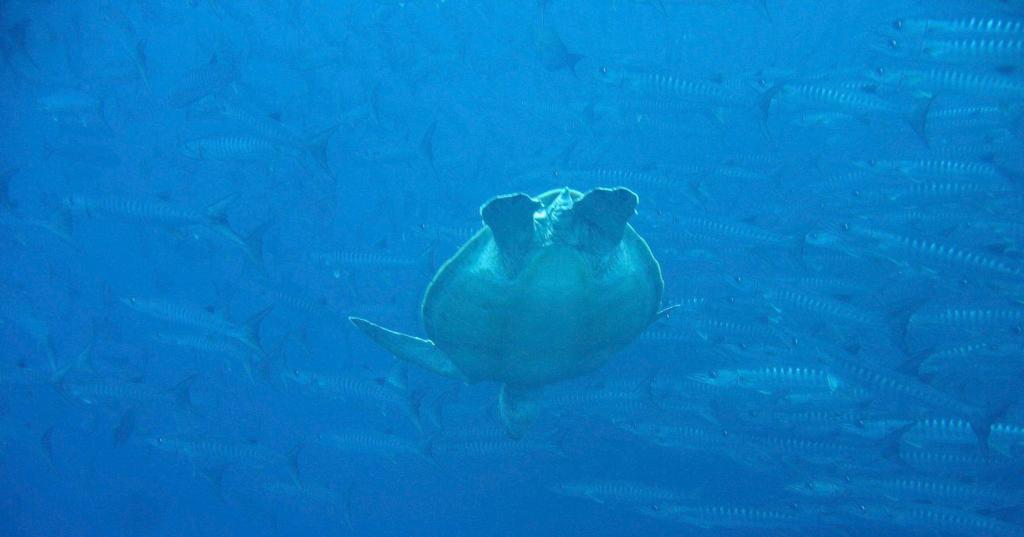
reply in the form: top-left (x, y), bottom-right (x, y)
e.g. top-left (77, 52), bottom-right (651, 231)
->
top-left (1, 0), bottom-right (1024, 535)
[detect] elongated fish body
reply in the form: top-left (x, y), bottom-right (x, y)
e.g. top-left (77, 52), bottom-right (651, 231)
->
top-left (762, 288), bottom-right (879, 326)
top-left (989, 422), bottom-right (1024, 456)
top-left (770, 83), bottom-right (901, 115)
top-left (430, 437), bottom-right (561, 457)
top-left (150, 437), bottom-right (281, 467)
top-left (639, 503), bottom-right (801, 530)
top-left (920, 38), bottom-right (1024, 65)
top-left (550, 479), bottom-right (689, 505)
top-left (169, 55), bottom-right (238, 108)
top-left (121, 298), bottom-right (268, 355)
top-left (902, 418), bottom-right (980, 449)
top-left (855, 504), bottom-right (1024, 536)
top-left (675, 217), bottom-right (788, 245)
top-left (65, 196), bottom-right (209, 226)
top-left (826, 354), bottom-right (979, 418)
top-left (320, 431), bottom-right (425, 459)
top-left (63, 379), bottom-right (173, 405)
top-left (123, 298), bottom-right (238, 335)
top-left (308, 251), bottom-right (425, 269)
top-left (849, 226), bottom-right (1023, 279)
top-left (855, 159), bottom-right (1007, 181)
top-left (0, 366), bottom-right (48, 387)
top-left (282, 369), bottom-right (418, 427)
top-left (893, 17), bottom-right (1024, 36)
top-left (599, 66), bottom-right (753, 108)
top-left (689, 366), bottom-right (841, 393)
top-left (870, 68), bottom-right (1024, 99)
top-left (791, 476), bottom-right (1021, 509)
top-left (180, 136), bottom-right (290, 161)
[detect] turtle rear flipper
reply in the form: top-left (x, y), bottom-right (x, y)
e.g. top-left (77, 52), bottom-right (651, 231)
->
top-left (349, 317), bottom-right (466, 381)
top-left (480, 193), bottom-right (541, 257)
top-left (499, 384), bottom-right (543, 439)
top-left (574, 187), bottom-right (638, 250)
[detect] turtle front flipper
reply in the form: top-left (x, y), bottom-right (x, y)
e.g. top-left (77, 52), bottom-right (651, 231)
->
top-left (349, 317), bottom-right (466, 381)
top-left (499, 384), bottom-right (543, 439)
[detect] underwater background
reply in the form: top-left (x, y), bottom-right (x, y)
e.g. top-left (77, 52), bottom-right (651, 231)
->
top-left (2, 0), bottom-right (1024, 535)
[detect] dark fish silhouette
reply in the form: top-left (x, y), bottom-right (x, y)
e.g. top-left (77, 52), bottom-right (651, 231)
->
top-left (535, 26), bottom-right (583, 75)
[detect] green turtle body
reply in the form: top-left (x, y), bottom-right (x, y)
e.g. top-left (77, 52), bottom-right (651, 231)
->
top-left (350, 187), bottom-right (667, 436)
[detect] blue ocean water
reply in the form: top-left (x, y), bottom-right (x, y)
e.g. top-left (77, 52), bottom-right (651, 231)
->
top-left (2, 0), bottom-right (1024, 535)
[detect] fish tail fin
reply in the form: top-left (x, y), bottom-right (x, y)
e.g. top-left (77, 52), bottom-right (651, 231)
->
top-left (243, 218), bottom-right (274, 269)
top-left (971, 402), bottom-right (1012, 455)
top-left (203, 193), bottom-right (238, 226)
top-left (419, 120), bottom-right (439, 180)
top-left (906, 93), bottom-right (935, 147)
top-left (112, 407), bottom-right (136, 447)
top-left (894, 347), bottom-right (932, 378)
top-left (0, 167), bottom-right (16, 210)
top-left (419, 238), bottom-right (439, 273)
top-left (304, 124), bottom-right (339, 176)
top-left (385, 362), bottom-right (409, 391)
top-left (406, 389), bottom-right (426, 433)
top-left (885, 296), bottom-right (929, 356)
top-left (44, 204), bottom-right (75, 245)
top-left (170, 373), bottom-right (198, 412)
top-left (200, 463), bottom-right (229, 501)
top-left (286, 443), bottom-right (303, 487)
top-left (41, 426), bottom-right (57, 471)
top-left (50, 336), bottom-right (94, 387)
top-left (757, 83), bottom-right (785, 142)
top-left (241, 306), bottom-right (273, 357)
top-left (880, 422), bottom-right (914, 465)
top-left (566, 53), bottom-right (585, 78)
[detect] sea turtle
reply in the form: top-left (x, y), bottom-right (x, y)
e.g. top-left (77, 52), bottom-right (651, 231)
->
top-left (349, 187), bottom-right (671, 437)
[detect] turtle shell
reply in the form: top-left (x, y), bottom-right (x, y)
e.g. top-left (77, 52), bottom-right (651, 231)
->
top-left (421, 187), bottom-right (664, 388)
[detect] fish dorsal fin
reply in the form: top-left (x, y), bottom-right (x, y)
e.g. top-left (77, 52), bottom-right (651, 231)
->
top-left (573, 187), bottom-right (638, 249)
top-left (480, 193), bottom-right (540, 255)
